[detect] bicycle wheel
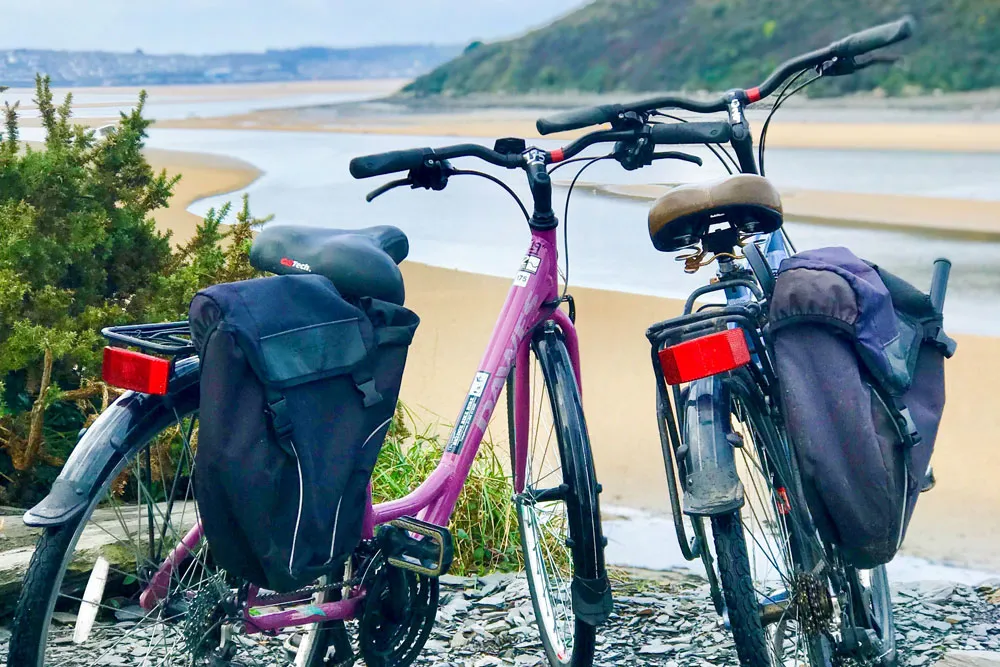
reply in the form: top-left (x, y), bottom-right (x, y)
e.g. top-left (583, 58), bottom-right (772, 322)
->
top-left (849, 565), bottom-right (896, 667)
top-left (704, 377), bottom-right (831, 667)
top-left (507, 325), bottom-right (606, 667)
top-left (8, 401), bottom-right (329, 667)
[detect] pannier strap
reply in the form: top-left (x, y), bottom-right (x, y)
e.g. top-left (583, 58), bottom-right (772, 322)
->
top-left (351, 365), bottom-right (384, 408)
top-left (266, 390), bottom-right (296, 454)
top-left (930, 326), bottom-right (958, 358)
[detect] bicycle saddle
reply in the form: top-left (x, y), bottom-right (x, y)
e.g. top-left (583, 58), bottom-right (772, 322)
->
top-left (648, 174), bottom-right (783, 252)
top-left (250, 224), bottom-right (409, 305)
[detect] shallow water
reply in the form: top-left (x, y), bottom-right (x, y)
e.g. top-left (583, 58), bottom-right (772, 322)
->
top-left (137, 128), bottom-right (1000, 335)
top-left (2, 88), bottom-right (385, 121)
top-left (602, 507), bottom-right (1000, 584)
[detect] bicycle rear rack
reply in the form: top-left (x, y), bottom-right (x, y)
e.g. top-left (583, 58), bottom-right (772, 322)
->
top-left (644, 277), bottom-right (776, 614)
top-left (102, 321), bottom-right (195, 357)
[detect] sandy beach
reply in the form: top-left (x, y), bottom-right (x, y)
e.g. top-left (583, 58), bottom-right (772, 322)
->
top-left (395, 262), bottom-right (1000, 572)
top-left (145, 148), bottom-right (261, 246)
top-left (140, 115), bottom-right (1000, 571)
top-left (594, 182), bottom-right (1000, 240)
top-left (158, 105), bottom-right (1000, 153)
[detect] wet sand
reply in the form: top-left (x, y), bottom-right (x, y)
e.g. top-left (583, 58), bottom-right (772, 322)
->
top-left (595, 183), bottom-right (1000, 240)
top-left (397, 262), bottom-right (1000, 572)
top-left (152, 147), bottom-right (1000, 572)
top-left (145, 148), bottom-right (261, 246)
top-left (158, 106), bottom-right (1000, 153)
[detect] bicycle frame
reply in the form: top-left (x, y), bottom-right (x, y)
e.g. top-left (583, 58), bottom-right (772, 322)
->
top-left (139, 226), bottom-right (582, 633)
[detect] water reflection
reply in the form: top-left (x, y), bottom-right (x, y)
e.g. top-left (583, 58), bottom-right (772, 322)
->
top-left (138, 128), bottom-right (999, 334)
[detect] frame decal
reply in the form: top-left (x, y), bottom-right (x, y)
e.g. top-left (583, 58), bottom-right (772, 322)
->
top-left (445, 371), bottom-right (490, 454)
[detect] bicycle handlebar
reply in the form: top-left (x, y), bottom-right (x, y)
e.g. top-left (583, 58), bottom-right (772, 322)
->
top-left (830, 16), bottom-right (915, 59)
top-left (349, 143), bottom-right (519, 179)
top-left (649, 122), bottom-right (731, 145)
top-left (350, 121), bottom-right (733, 182)
top-left (535, 15), bottom-right (915, 135)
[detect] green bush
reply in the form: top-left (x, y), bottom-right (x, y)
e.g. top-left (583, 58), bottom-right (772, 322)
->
top-left (0, 76), bottom-right (267, 503)
top-left (0, 76), bottom-right (523, 578)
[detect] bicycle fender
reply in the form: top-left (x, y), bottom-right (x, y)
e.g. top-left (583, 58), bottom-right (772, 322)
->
top-left (680, 377), bottom-right (745, 516)
top-left (23, 358), bottom-right (201, 528)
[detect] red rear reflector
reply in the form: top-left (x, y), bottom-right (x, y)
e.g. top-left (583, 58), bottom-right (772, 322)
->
top-left (102, 347), bottom-right (170, 395)
top-left (658, 328), bottom-right (751, 385)
top-left (776, 487), bottom-right (792, 515)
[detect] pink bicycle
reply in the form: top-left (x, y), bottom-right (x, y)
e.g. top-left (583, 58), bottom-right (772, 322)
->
top-left (8, 134), bottom-right (632, 666)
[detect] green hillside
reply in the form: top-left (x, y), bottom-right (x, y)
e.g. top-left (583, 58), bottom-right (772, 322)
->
top-left (404, 0), bottom-right (1000, 97)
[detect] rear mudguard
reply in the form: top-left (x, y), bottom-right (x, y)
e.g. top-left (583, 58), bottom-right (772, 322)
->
top-left (680, 376), bottom-right (745, 516)
top-left (23, 357), bottom-right (201, 528)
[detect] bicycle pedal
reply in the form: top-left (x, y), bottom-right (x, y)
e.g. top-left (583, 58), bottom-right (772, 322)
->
top-left (380, 517), bottom-right (454, 577)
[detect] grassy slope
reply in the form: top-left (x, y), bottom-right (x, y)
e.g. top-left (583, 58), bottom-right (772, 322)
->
top-left (405, 0), bottom-right (1000, 96)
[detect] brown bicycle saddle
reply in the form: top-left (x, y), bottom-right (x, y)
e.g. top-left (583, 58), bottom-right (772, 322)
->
top-left (647, 174), bottom-right (784, 252)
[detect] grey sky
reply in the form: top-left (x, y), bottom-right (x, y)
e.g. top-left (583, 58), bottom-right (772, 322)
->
top-left (5, 1), bottom-right (588, 53)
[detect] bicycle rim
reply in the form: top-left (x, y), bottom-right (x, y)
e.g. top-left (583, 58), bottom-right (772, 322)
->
top-left (10, 406), bottom-right (325, 666)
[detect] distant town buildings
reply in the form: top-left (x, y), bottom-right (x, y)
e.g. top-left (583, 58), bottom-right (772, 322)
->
top-left (0, 45), bottom-right (461, 86)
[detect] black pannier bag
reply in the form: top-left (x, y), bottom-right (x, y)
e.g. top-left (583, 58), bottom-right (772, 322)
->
top-left (769, 247), bottom-right (955, 568)
top-left (189, 274), bottom-right (419, 592)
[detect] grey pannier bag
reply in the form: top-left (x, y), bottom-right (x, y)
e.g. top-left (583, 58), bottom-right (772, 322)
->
top-left (769, 247), bottom-right (956, 568)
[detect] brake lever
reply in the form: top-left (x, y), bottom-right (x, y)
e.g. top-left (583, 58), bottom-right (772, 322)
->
top-left (409, 159), bottom-right (454, 191)
top-left (854, 54), bottom-right (901, 71)
top-left (366, 177), bottom-right (411, 202)
top-left (820, 54), bottom-right (899, 77)
top-left (366, 159), bottom-right (456, 202)
top-left (651, 151), bottom-right (703, 167)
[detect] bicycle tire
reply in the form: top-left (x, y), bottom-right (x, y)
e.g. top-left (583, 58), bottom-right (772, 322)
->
top-left (869, 565), bottom-right (896, 666)
top-left (712, 512), bottom-right (771, 667)
top-left (507, 325), bottom-right (605, 667)
top-left (7, 402), bottom-right (328, 667)
top-left (702, 376), bottom-right (832, 667)
top-left (847, 565), bottom-right (896, 667)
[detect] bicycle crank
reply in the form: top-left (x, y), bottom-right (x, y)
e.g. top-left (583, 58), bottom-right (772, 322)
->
top-left (378, 516), bottom-right (454, 577)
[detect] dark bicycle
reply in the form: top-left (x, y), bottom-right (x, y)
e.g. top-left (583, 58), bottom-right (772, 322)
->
top-left (534, 15), bottom-right (947, 667)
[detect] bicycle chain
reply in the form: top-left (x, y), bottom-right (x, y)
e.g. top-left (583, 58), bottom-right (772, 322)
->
top-left (254, 576), bottom-right (362, 603)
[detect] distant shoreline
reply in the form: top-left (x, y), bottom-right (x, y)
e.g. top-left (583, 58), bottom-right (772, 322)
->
top-left (144, 148), bottom-right (261, 247)
top-left (586, 182), bottom-right (1000, 240)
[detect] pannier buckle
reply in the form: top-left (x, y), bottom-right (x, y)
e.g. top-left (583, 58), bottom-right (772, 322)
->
top-left (894, 404), bottom-right (922, 448)
top-left (266, 395), bottom-right (294, 439)
top-left (351, 368), bottom-right (384, 407)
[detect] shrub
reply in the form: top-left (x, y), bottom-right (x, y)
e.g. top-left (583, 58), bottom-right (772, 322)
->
top-left (0, 75), bottom-right (268, 503)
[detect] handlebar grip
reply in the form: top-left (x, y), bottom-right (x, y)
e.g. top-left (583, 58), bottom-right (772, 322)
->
top-left (536, 104), bottom-right (623, 135)
top-left (649, 122), bottom-right (732, 145)
top-left (349, 147), bottom-right (434, 179)
top-left (829, 15), bottom-right (915, 59)
top-left (929, 257), bottom-right (951, 313)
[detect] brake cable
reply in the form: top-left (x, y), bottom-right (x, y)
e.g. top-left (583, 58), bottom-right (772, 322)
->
top-left (365, 164), bottom-right (530, 222)
top-left (559, 154), bottom-right (614, 299)
top-left (549, 155), bottom-right (611, 175)
top-left (754, 68), bottom-right (821, 255)
top-left (449, 169), bottom-right (530, 222)
top-left (758, 69), bottom-right (820, 177)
